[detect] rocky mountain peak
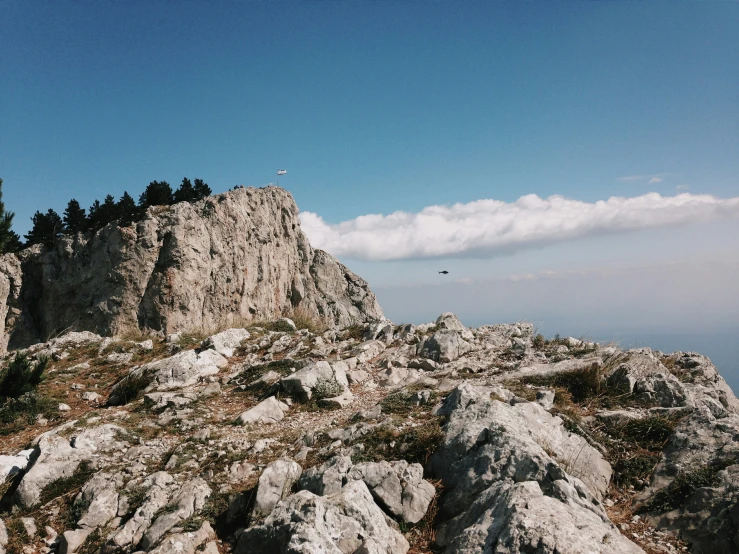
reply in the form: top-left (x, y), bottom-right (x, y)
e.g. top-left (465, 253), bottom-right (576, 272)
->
top-left (0, 186), bottom-right (383, 351)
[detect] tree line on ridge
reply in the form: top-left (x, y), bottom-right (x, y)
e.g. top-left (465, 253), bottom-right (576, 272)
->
top-left (0, 178), bottom-right (211, 253)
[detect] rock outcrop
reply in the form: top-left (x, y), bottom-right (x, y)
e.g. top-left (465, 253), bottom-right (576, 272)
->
top-left (0, 186), bottom-right (383, 351)
top-left (2, 306), bottom-right (736, 553)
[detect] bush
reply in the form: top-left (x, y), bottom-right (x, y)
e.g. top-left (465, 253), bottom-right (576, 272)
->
top-left (107, 368), bottom-right (154, 406)
top-left (643, 458), bottom-right (737, 514)
top-left (0, 392), bottom-right (58, 435)
top-left (313, 377), bottom-right (344, 399)
top-left (0, 354), bottom-right (50, 400)
top-left (522, 363), bottom-right (604, 403)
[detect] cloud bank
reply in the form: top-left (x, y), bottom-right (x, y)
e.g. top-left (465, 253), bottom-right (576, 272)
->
top-left (300, 192), bottom-right (739, 261)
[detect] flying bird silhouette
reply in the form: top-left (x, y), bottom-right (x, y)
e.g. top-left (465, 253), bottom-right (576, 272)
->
top-left (438, 270), bottom-right (449, 275)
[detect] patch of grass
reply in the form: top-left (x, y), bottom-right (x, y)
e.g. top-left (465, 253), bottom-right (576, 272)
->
top-left (77, 528), bottom-right (104, 554)
top-left (532, 334), bottom-right (546, 349)
top-left (351, 418), bottom-right (445, 466)
top-left (0, 353), bottom-right (50, 400)
top-left (642, 457), bottom-right (737, 514)
top-left (521, 363), bottom-right (604, 403)
top-left (107, 368), bottom-right (154, 406)
top-left (236, 359), bottom-right (295, 386)
top-left (119, 485), bottom-right (147, 524)
top-left (0, 392), bottom-right (59, 436)
top-left (381, 389), bottom-right (440, 416)
top-left (343, 324), bottom-right (365, 341)
top-left (39, 460), bottom-right (95, 506)
top-left (403, 478), bottom-right (443, 553)
top-left (286, 306), bottom-right (327, 334)
top-left (4, 518), bottom-right (30, 552)
top-left (596, 415), bottom-right (680, 491)
top-left (262, 320), bottom-right (296, 333)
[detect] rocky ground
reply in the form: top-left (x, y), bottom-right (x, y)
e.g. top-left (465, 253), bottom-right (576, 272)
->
top-left (1, 312), bottom-right (737, 554)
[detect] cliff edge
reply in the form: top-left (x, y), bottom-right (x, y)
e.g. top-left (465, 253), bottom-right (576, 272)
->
top-left (0, 186), bottom-right (383, 351)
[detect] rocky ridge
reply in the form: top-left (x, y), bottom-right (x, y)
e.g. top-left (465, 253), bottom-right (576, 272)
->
top-left (0, 186), bottom-right (383, 352)
top-left (1, 313), bottom-right (737, 553)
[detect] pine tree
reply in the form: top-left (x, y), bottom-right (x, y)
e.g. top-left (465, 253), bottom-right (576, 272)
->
top-left (63, 199), bottom-right (87, 234)
top-left (0, 178), bottom-right (23, 253)
top-left (174, 178), bottom-right (196, 203)
top-left (139, 181), bottom-right (174, 209)
top-left (87, 199), bottom-right (102, 230)
top-left (97, 195), bottom-right (119, 226)
top-left (24, 209), bottom-right (63, 247)
top-left (193, 179), bottom-right (212, 200)
top-left (117, 192), bottom-right (139, 227)
top-left (88, 195), bottom-right (118, 230)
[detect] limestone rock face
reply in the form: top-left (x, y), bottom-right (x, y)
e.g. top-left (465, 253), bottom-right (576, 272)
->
top-left (429, 384), bottom-right (642, 553)
top-left (0, 186), bottom-right (383, 350)
top-left (236, 480), bottom-right (410, 554)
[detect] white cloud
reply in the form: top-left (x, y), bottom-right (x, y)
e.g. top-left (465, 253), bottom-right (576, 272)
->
top-left (300, 192), bottom-right (739, 261)
top-left (676, 184), bottom-right (690, 192)
top-left (618, 173), bottom-right (670, 184)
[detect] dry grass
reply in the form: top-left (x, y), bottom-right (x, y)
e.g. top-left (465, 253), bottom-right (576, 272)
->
top-left (406, 478), bottom-right (443, 553)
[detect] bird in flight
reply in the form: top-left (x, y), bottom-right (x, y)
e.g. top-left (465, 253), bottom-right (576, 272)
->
top-left (438, 270), bottom-right (449, 275)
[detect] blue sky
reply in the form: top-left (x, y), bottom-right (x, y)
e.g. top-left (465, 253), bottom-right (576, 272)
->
top-left (2, 2), bottom-right (738, 382)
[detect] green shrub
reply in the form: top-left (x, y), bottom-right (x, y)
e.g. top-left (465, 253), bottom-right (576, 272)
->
top-left (236, 359), bottom-right (295, 386)
top-left (39, 460), bottom-right (95, 505)
top-left (0, 354), bottom-right (50, 399)
top-left (0, 391), bottom-right (58, 436)
top-left (312, 377), bottom-right (344, 400)
top-left (522, 363), bottom-right (604, 403)
top-left (107, 368), bottom-right (154, 405)
top-left (263, 320), bottom-right (296, 333)
top-left (643, 458), bottom-right (737, 514)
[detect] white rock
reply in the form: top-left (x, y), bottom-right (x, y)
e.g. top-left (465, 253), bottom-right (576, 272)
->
top-left (237, 480), bottom-right (409, 554)
top-left (236, 396), bottom-right (289, 425)
top-left (201, 328), bottom-right (250, 357)
top-left (0, 449), bottom-right (33, 482)
top-left (253, 458), bottom-right (302, 518)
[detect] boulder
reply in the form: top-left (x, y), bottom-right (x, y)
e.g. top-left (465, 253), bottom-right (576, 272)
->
top-left (637, 409), bottom-right (739, 553)
top-left (140, 477), bottom-right (212, 550)
top-left (348, 461), bottom-right (435, 524)
top-left (0, 449), bottom-right (33, 482)
top-left (298, 456), bottom-right (353, 496)
top-left (429, 384), bottom-right (641, 553)
top-left (435, 480), bottom-right (644, 553)
top-left (108, 472), bottom-right (176, 551)
top-left (15, 424), bottom-right (125, 508)
top-left (236, 480), bottom-right (409, 554)
top-left (236, 396), bottom-right (290, 425)
top-left (253, 458), bottom-right (302, 519)
top-left (417, 330), bottom-right (471, 363)
top-left (353, 340), bottom-right (387, 364)
top-left (280, 360), bottom-right (349, 401)
top-left (148, 521), bottom-right (216, 554)
top-left (201, 328), bottom-right (250, 357)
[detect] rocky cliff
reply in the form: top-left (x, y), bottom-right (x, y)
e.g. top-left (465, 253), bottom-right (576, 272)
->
top-left (1, 314), bottom-right (737, 554)
top-left (0, 186), bottom-right (383, 351)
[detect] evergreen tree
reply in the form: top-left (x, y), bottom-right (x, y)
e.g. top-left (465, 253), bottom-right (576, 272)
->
top-left (97, 195), bottom-right (119, 226)
top-left (0, 178), bottom-right (23, 254)
top-left (193, 178), bottom-right (211, 200)
top-left (63, 199), bottom-right (87, 234)
top-left (24, 209), bottom-right (63, 247)
top-left (139, 181), bottom-right (174, 209)
top-left (88, 195), bottom-right (118, 230)
top-left (87, 199), bottom-right (102, 229)
top-left (174, 178), bottom-right (196, 203)
top-left (117, 192), bottom-right (139, 227)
